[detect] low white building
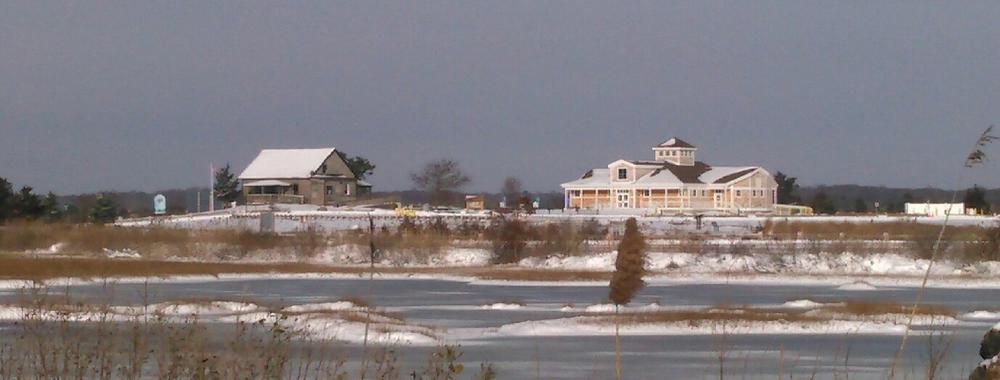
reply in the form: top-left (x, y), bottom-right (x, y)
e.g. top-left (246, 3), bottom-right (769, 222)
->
top-left (904, 202), bottom-right (975, 217)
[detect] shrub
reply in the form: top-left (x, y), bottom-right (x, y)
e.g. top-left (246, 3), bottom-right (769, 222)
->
top-left (489, 217), bottom-right (528, 264)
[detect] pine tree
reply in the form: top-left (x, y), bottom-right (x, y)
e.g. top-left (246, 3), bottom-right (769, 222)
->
top-left (608, 218), bottom-right (646, 380)
top-left (501, 177), bottom-right (523, 208)
top-left (12, 186), bottom-right (43, 220)
top-left (964, 185), bottom-right (991, 214)
top-left (853, 197), bottom-right (868, 213)
top-left (774, 172), bottom-right (800, 204)
top-left (89, 195), bottom-right (119, 224)
top-left (213, 164), bottom-right (240, 206)
top-left (0, 177), bottom-right (12, 224)
top-left (337, 151), bottom-right (376, 180)
top-left (810, 191), bottom-right (837, 215)
top-left (41, 192), bottom-right (63, 222)
top-left (893, 192), bottom-right (915, 213)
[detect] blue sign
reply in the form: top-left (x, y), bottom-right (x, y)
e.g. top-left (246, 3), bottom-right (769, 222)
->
top-left (153, 194), bottom-right (167, 215)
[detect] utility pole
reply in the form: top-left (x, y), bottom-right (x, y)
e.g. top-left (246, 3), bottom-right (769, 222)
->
top-left (209, 163), bottom-right (215, 212)
top-left (196, 191), bottom-right (201, 213)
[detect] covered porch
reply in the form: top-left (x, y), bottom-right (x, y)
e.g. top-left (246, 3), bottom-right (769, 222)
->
top-left (243, 180), bottom-right (304, 205)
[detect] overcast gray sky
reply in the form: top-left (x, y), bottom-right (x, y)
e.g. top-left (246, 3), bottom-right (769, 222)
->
top-left (2, 1), bottom-right (1000, 194)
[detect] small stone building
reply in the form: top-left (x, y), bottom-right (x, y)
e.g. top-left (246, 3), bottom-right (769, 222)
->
top-left (238, 147), bottom-right (372, 205)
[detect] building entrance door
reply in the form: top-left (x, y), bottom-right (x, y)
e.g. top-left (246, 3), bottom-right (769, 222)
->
top-left (713, 193), bottom-right (724, 209)
top-left (616, 190), bottom-right (630, 208)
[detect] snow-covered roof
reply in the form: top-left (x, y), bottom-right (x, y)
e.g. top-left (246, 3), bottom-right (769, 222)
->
top-left (561, 163), bottom-right (761, 188)
top-left (561, 168), bottom-right (614, 189)
top-left (656, 137), bottom-right (696, 148)
top-left (239, 148), bottom-right (336, 180)
top-left (357, 180), bottom-right (373, 187)
top-left (699, 166), bottom-right (758, 184)
top-left (243, 180), bottom-right (293, 187)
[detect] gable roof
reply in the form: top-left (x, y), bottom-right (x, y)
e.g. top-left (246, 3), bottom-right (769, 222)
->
top-left (239, 148), bottom-right (338, 180)
top-left (656, 137), bottom-right (695, 148)
top-left (710, 168), bottom-right (758, 184)
top-left (562, 162), bottom-right (764, 188)
top-left (561, 168), bottom-right (613, 188)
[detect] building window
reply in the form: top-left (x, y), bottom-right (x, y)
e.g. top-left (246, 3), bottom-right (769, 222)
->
top-left (325, 186), bottom-right (333, 195)
top-left (345, 184), bottom-right (351, 196)
top-left (618, 168), bottom-right (628, 180)
top-left (736, 190), bottom-right (742, 197)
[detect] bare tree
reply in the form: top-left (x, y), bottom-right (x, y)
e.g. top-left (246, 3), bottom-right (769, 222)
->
top-left (411, 159), bottom-right (471, 206)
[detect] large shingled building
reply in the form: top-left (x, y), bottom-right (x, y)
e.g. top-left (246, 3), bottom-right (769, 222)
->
top-left (560, 138), bottom-right (777, 214)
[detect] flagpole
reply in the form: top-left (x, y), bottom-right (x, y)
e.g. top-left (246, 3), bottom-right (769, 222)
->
top-left (209, 163), bottom-right (215, 212)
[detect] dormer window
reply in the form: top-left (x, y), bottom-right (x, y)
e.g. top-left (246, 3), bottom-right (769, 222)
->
top-left (618, 168), bottom-right (628, 180)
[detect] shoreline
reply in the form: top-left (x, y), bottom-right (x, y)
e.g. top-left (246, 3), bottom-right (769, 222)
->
top-left (4, 263), bottom-right (1000, 290)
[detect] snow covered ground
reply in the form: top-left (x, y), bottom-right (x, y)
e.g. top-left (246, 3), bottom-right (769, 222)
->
top-left (0, 300), bottom-right (438, 346)
top-left (0, 296), bottom-right (960, 346)
top-left (518, 250), bottom-right (1000, 277)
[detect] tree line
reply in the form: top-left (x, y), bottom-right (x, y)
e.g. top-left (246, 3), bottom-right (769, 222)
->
top-left (775, 172), bottom-right (992, 215)
top-left (0, 177), bottom-right (119, 225)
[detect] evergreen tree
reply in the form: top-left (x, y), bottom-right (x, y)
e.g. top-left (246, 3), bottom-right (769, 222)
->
top-left (0, 177), bottom-right (12, 224)
top-left (890, 192), bottom-right (915, 213)
top-left (89, 195), bottom-right (119, 224)
top-left (12, 186), bottom-right (43, 220)
top-left (213, 164), bottom-right (240, 205)
top-left (41, 192), bottom-right (63, 222)
top-left (774, 172), bottom-right (800, 204)
top-left (519, 191), bottom-right (536, 214)
top-left (809, 191), bottom-right (837, 215)
top-left (964, 185), bottom-right (991, 214)
top-left (501, 177), bottom-right (523, 208)
top-left (853, 197), bottom-right (868, 213)
top-left (608, 218), bottom-right (646, 380)
top-left (337, 151), bottom-right (376, 180)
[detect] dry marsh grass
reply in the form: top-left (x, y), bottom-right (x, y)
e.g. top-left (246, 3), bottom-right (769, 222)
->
top-left (825, 300), bottom-right (953, 317)
top-left (764, 220), bottom-right (991, 241)
top-left (593, 301), bottom-right (953, 326)
top-left (0, 254), bottom-right (330, 281)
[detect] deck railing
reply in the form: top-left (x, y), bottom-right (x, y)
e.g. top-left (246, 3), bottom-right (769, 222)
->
top-left (246, 194), bottom-right (305, 205)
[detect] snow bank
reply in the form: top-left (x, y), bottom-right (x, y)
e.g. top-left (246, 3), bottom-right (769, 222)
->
top-left (148, 301), bottom-right (260, 316)
top-left (962, 311), bottom-right (1000, 320)
top-left (281, 301), bottom-right (362, 313)
top-left (580, 303), bottom-right (663, 313)
top-left (519, 251), bottom-right (969, 277)
top-left (311, 245), bottom-right (490, 267)
top-left (480, 303), bottom-right (524, 310)
top-left (104, 248), bottom-right (142, 259)
top-left (781, 300), bottom-right (825, 309)
top-left (0, 300), bottom-right (438, 346)
top-left (836, 281), bottom-right (878, 291)
top-left (222, 311), bottom-right (439, 346)
top-left (436, 248), bottom-right (491, 266)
